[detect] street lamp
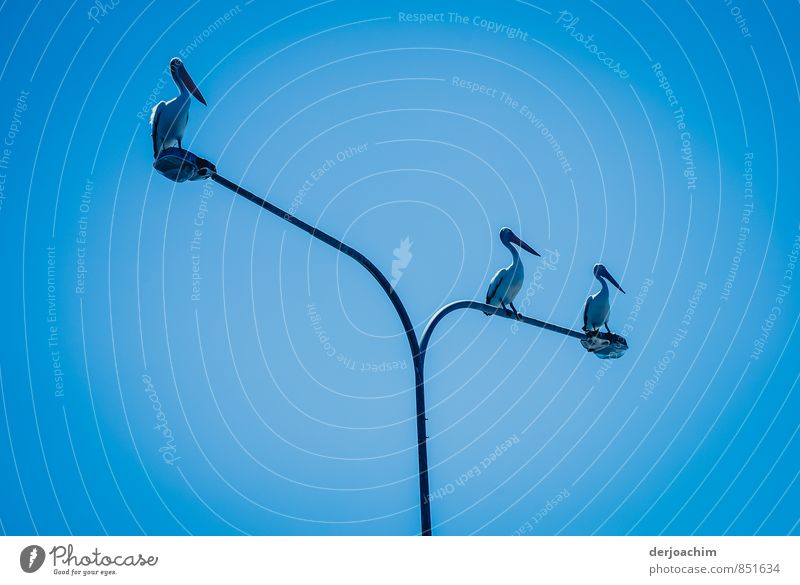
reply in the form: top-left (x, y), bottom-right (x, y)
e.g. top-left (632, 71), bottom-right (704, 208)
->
top-left (152, 147), bottom-right (627, 535)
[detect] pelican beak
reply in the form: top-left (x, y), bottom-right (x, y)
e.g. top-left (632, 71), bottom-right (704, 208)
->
top-left (179, 65), bottom-right (207, 105)
top-left (509, 232), bottom-right (541, 256)
top-left (600, 266), bottom-right (625, 293)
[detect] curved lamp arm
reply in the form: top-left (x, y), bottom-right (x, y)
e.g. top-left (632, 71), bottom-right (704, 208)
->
top-left (416, 301), bottom-right (586, 403)
top-left (420, 301), bottom-right (585, 360)
top-left (209, 172), bottom-right (433, 535)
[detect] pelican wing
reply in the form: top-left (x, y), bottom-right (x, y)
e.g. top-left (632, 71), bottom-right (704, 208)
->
top-left (583, 296), bottom-right (591, 331)
top-left (150, 101), bottom-right (165, 158)
top-left (486, 271), bottom-right (504, 305)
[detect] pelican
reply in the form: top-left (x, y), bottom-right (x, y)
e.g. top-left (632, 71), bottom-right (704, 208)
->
top-left (484, 227), bottom-right (541, 320)
top-left (150, 57), bottom-right (207, 158)
top-left (583, 263), bottom-right (625, 335)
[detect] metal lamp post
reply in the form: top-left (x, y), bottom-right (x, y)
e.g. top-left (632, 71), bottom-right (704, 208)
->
top-left (152, 147), bottom-right (627, 536)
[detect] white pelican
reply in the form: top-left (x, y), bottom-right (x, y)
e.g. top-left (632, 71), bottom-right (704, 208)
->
top-left (150, 57), bottom-right (207, 158)
top-left (583, 263), bottom-right (625, 335)
top-left (484, 227), bottom-right (541, 320)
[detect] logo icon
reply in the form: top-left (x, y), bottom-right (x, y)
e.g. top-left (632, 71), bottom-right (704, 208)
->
top-left (390, 236), bottom-right (413, 288)
top-left (20, 545), bottom-right (45, 573)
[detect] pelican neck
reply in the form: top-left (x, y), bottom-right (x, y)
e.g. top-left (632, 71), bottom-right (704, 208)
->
top-left (503, 239), bottom-right (520, 265)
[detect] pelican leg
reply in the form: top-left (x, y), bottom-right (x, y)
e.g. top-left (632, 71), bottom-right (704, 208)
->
top-left (178, 138), bottom-right (182, 149)
top-left (500, 301), bottom-right (510, 317)
top-left (509, 302), bottom-right (523, 321)
top-left (604, 323), bottom-right (612, 334)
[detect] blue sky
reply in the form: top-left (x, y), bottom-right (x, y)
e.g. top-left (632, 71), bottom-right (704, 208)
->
top-left (0, 0), bottom-right (798, 535)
